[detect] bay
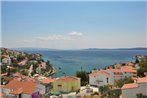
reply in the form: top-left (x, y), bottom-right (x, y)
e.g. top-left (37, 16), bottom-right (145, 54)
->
top-left (21, 49), bottom-right (146, 77)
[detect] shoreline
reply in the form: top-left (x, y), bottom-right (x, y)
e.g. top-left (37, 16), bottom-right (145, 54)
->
top-left (48, 65), bottom-right (56, 76)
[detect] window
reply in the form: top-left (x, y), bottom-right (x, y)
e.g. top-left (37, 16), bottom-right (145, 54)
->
top-left (58, 84), bottom-right (62, 87)
top-left (106, 78), bottom-right (109, 83)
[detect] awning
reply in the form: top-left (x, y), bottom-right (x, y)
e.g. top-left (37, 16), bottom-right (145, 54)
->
top-left (51, 91), bottom-right (61, 95)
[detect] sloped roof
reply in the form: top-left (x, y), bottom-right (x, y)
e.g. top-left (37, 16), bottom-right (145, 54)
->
top-left (41, 78), bottom-right (55, 84)
top-left (4, 80), bottom-right (36, 94)
top-left (137, 77), bottom-right (147, 83)
top-left (121, 66), bottom-right (137, 73)
top-left (10, 88), bottom-right (23, 95)
top-left (0, 92), bottom-right (4, 97)
top-left (90, 70), bottom-right (110, 77)
top-left (122, 83), bottom-right (138, 89)
top-left (56, 76), bottom-right (79, 82)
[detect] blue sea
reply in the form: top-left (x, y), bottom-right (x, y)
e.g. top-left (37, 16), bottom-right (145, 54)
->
top-left (20, 49), bottom-right (146, 77)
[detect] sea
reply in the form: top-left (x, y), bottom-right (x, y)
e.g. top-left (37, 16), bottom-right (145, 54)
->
top-left (18, 49), bottom-right (147, 78)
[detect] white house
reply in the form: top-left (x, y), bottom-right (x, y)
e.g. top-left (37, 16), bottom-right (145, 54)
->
top-left (122, 77), bottom-right (147, 98)
top-left (89, 66), bottom-right (137, 86)
top-left (89, 70), bottom-right (110, 86)
top-left (37, 77), bottom-right (55, 94)
top-left (2, 57), bottom-right (11, 65)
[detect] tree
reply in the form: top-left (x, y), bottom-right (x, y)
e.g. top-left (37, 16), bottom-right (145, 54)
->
top-left (137, 59), bottom-right (147, 77)
top-left (1, 65), bottom-right (7, 73)
top-left (115, 77), bottom-right (134, 88)
top-left (108, 89), bottom-right (121, 98)
top-left (76, 70), bottom-right (89, 86)
top-left (46, 60), bottom-right (51, 66)
top-left (135, 58), bottom-right (140, 63)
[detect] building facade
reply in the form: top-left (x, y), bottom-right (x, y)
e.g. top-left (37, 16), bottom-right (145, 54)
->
top-left (122, 77), bottom-right (147, 98)
top-left (52, 76), bottom-right (80, 93)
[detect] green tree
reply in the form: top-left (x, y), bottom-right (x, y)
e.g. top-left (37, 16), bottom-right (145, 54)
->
top-left (115, 77), bottom-right (134, 88)
top-left (46, 60), bottom-right (51, 66)
top-left (76, 70), bottom-right (89, 86)
top-left (1, 65), bottom-right (7, 73)
top-left (137, 59), bottom-right (147, 77)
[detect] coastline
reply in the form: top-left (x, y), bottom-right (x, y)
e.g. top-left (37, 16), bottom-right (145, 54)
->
top-left (48, 65), bottom-right (56, 76)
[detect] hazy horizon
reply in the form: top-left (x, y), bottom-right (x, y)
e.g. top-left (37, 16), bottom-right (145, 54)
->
top-left (2, 1), bottom-right (146, 49)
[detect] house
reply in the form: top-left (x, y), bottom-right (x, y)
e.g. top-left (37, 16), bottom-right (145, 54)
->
top-left (120, 66), bottom-right (137, 77)
top-left (0, 85), bottom-right (5, 98)
top-left (37, 77), bottom-right (55, 94)
top-left (0, 92), bottom-right (4, 98)
top-left (17, 59), bottom-right (28, 66)
top-left (121, 77), bottom-right (147, 98)
top-left (89, 66), bottom-right (137, 87)
top-left (1, 56), bottom-right (11, 65)
top-left (89, 70), bottom-right (110, 86)
top-left (125, 62), bottom-right (135, 66)
top-left (2, 79), bottom-right (39, 98)
top-left (52, 76), bottom-right (80, 93)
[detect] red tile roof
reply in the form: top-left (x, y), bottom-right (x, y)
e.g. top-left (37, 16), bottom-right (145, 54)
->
top-left (122, 83), bottom-right (138, 89)
top-left (41, 78), bottom-right (55, 84)
top-left (4, 80), bottom-right (36, 94)
top-left (108, 66), bottom-right (137, 73)
top-left (108, 69), bottom-right (122, 73)
top-left (126, 62), bottom-right (134, 66)
top-left (121, 66), bottom-right (137, 73)
top-left (0, 92), bottom-right (4, 97)
top-left (137, 77), bottom-right (147, 83)
top-left (10, 88), bottom-right (23, 95)
top-left (90, 70), bottom-right (110, 77)
top-left (56, 76), bottom-right (79, 82)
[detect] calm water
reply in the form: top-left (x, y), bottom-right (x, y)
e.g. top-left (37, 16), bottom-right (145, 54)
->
top-left (23, 50), bottom-right (146, 77)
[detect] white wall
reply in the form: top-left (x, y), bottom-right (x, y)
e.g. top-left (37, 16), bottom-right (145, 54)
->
top-left (122, 88), bottom-right (138, 98)
top-left (123, 72), bottom-right (133, 78)
top-left (89, 74), bottom-right (109, 86)
top-left (138, 83), bottom-right (147, 95)
top-left (2, 88), bottom-right (11, 95)
top-left (21, 94), bottom-right (31, 98)
top-left (37, 84), bottom-right (46, 94)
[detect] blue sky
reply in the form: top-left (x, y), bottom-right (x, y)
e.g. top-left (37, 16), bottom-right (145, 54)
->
top-left (2, 1), bottom-right (146, 49)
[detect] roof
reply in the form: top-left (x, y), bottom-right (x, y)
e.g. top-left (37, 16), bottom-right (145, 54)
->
top-left (3, 76), bottom-right (13, 81)
top-left (108, 66), bottom-right (137, 73)
top-left (107, 69), bottom-right (122, 73)
top-left (0, 85), bottom-right (5, 88)
top-left (41, 78), bottom-right (55, 84)
top-left (121, 66), bottom-right (137, 73)
top-left (90, 70), bottom-right (110, 77)
top-left (1, 55), bottom-right (9, 58)
top-left (4, 80), bottom-right (36, 94)
top-left (126, 62), bottom-right (134, 66)
top-left (51, 91), bottom-right (61, 95)
top-left (0, 92), bottom-right (4, 97)
top-left (13, 72), bottom-right (21, 77)
top-left (0, 73), bottom-right (7, 77)
top-left (10, 88), bottom-right (23, 95)
top-left (122, 83), bottom-right (138, 89)
top-left (137, 77), bottom-right (147, 83)
top-left (17, 59), bottom-right (27, 65)
top-left (56, 76), bottom-right (79, 82)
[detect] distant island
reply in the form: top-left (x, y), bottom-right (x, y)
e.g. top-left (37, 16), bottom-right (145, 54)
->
top-left (10, 47), bottom-right (147, 51)
top-left (83, 47), bottom-right (147, 50)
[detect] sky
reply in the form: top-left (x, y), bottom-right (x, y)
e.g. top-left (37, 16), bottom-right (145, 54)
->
top-left (1, 1), bottom-right (147, 49)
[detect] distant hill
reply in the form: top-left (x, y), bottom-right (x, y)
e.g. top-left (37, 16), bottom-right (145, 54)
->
top-left (11, 47), bottom-right (59, 51)
top-left (10, 47), bottom-right (147, 51)
top-left (117, 48), bottom-right (147, 50)
top-left (83, 47), bottom-right (147, 50)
